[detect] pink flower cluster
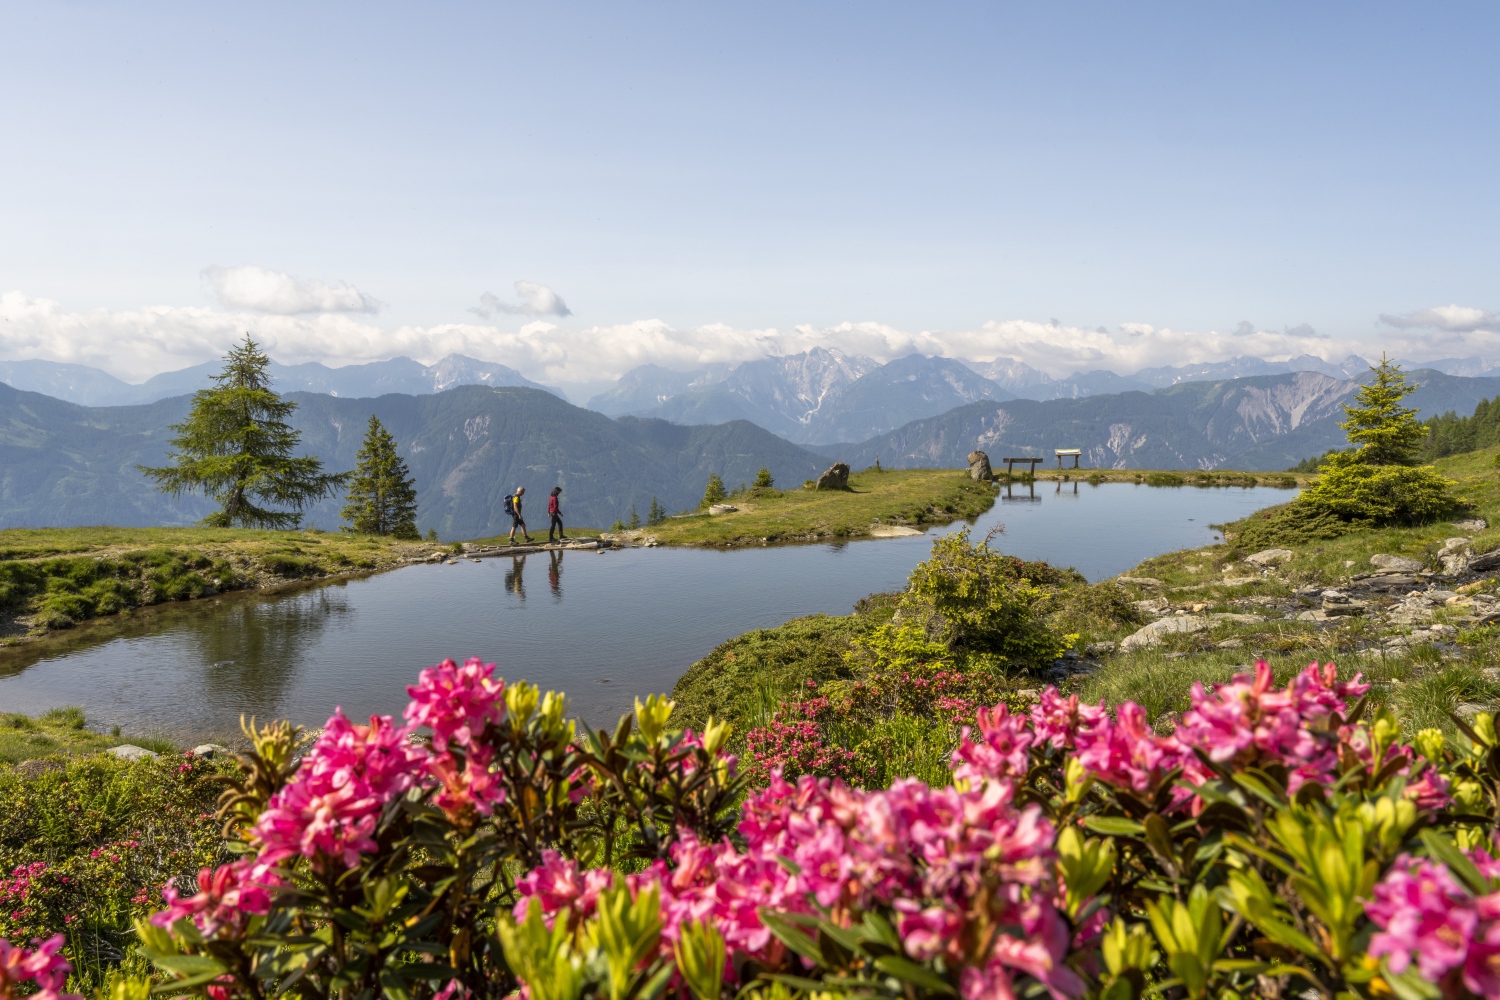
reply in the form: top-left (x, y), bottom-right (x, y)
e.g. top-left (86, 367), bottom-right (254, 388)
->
top-left (1368, 854), bottom-right (1500, 997)
top-left (0, 934), bottom-right (78, 1000)
top-left (150, 859), bottom-right (280, 938)
top-left (0, 864), bottom-right (46, 923)
top-left (1175, 660), bottom-right (1369, 793)
top-left (252, 711), bottom-right (425, 869)
top-left (744, 718), bottom-right (854, 781)
top-left (954, 662), bottom-right (1378, 804)
top-left (405, 658), bottom-right (509, 819)
top-left (516, 769), bottom-right (1081, 1000)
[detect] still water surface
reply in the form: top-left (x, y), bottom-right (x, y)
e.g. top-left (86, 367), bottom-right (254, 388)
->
top-left (0, 482), bottom-right (1294, 740)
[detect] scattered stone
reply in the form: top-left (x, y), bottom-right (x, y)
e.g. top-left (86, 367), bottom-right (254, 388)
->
top-left (870, 524), bottom-right (923, 537)
top-left (1120, 615), bottom-right (1210, 652)
top-left (1457, 702), bottom-right (1493, 722)
top-left (1085, 641), bottom-right (1117, 656)
top-left (1371, 554), bottom-right (1425, 572)
top-left (708, 504), bottom-right (739, 515)
top-left (1476, 612), bottom-right (1500, 627)
top-left (1116, 576), bottom-right (1163, 588)
top-left (1298, 610), bottom-right (1329, 622)
top-left (1163, 652), bottom-right (1192, 660)
top-left (106, 745), bottom-right (159, 761)
top-left (1212, 613), bottom-right (1266, 624)
top-left (1190, 602), bottom-right (1209, 613)
top-left (1244, 548), bottom-right (1294, 567)
top-left (1132, 597), bottom-right (1170, 616)
top-left (12, 759), bottom-right (63, 779)
top-left (1365, 574), bottom-right (1419, 591)
top-left (1428, 590), bottom-right (1461, 603)
top-left (815, 463), bottom-right (851, 490)
top-left (1321, 599), bottom-right (1368, 617)
top-left (1470, 549), bottom-right (1500, 574)
top-left (191, 743), bottom-right (231, 758)
top-left (1455, 518), bottom-right (1489, 533)
top-left (966, 450), bottom-right (994, 482)
top-left (1215, 638), bottom-right (1245, 649)
top-left (1221, 576), bottom-right (1261, 587)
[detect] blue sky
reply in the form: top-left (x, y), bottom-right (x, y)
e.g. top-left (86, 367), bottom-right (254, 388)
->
top-left (1, 2), bottom-right (1496, 388)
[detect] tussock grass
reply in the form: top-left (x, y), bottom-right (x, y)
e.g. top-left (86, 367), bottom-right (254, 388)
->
top-left (0, 707), bottom-right (181, 765)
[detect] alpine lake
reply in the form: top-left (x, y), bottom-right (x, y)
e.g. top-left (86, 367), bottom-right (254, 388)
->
top-left (0, 481), bottom-right (1297, 742)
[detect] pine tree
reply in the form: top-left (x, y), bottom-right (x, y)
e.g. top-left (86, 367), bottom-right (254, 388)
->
top-left (340, 415), bottom-right (420, 538)
top-left (1339, 354), bottom-right (1428, 466)
top-left (647, 496), bottom-right (667, 526)
top-left (702, 472), bottom-right (727, 507)
top-left (140, 336), bottom-right (347, 528)
top-left (627, 503), bottom-right (641, 530)
top-left (754, 466), bottom-right (774, 488)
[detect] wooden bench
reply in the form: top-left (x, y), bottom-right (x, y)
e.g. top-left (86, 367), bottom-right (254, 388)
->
top-left (1000, 456), bottom-right (1043, 476)
top-left (1055, 448), bottom-right (1082, 469)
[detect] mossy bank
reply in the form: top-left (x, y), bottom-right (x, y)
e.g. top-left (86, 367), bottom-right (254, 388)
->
top-left (0, 527), bottom-right (440, 639)
top-left (608, 468), bottom-right (997, 547)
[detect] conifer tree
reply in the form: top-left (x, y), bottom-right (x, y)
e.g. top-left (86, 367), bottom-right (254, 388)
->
top-left (627, 503), bottom-right (641, 530)
top-left (702, 472), bottom-right (727, 507)
top-left (754, 466), bottom-right (774, 488)
top-left (340, 414), bottom-right (420, 538)
top-left (1339, 354), bottom-right (1428, 466)
top-left (140, 336), bottom-right (347, 528)
top-left (647, 497), bottom-right (667, 526)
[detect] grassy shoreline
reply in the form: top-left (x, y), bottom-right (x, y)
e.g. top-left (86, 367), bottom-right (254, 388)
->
top-left (605, 468), bottom-right (997, 547)
top-left (0, 527), bottom-right (442, 641)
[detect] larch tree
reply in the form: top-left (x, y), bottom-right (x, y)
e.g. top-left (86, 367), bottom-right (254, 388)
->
top-left (1339, 354), bottom-right (1428, 466)
top-left (140, 336), bottom-right (347, 529)
top-left (340, 414), bottom-right (421, 538)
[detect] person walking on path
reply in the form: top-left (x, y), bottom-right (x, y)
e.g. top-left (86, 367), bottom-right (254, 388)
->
top-left (547, 486), bottom-right (567, 542)
top-left (506, 486), bottom-right (533, 544)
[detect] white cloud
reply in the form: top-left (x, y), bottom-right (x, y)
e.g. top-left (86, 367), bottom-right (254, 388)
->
top-left (6, 287), bottom-right (1500, 388)
top-left (1380, 304), bottom-right (1500, 333)
top-left (202, 265), bottom-right (382, 315)
top-left (470, 281), bottom-right (572, 318)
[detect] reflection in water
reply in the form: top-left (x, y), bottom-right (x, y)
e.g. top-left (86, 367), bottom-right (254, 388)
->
top-left (505, 556), bottom-right (527, 601)
top-left (194, 588), bottom-right (351, 710)
top-left (548, 550), bottom-right (563, 601)
top-left (1003, 481), bottom-right (1040, 503)
top-left (1054, 481), bottom-right (1080, 498)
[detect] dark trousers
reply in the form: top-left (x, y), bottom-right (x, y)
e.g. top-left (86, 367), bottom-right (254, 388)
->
top-left (548, 513), bottom-right (565, 541)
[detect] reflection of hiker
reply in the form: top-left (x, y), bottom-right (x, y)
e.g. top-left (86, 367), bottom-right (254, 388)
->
top-left (547, 486), bottom-right (567, 543)
top-left (548, 549), bottom-right (562, 600)
top-left (505, 486), bottom-right (532, 544)
top-left (504, 554), bottom-right (526, 599)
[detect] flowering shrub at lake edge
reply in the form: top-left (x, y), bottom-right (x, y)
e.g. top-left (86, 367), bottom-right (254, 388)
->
top-left (12, 656), bottom-right (1500, 999)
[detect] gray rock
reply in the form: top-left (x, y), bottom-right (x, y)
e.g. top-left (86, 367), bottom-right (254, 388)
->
top-left (707, 504), bottom-right (739, 515)
top-left (1221, 576), bottom-right (1262, 586)
top-left (1116, 576), bottom-right (1164, 588)
top-left (1215, 638), bottom-right (1245, 649)
top-left (1211, 613), bottom-right (1267, 624)
top-left (1244, 548), bottom-right (1294, 567)
top-left (1455, 519), bottom-right (1489, 533)
top-left (191, 743), bottom-right (231, 758)
top-left (1470, 549), bottom-right (1500, 574)
top-left (966, 450), bottom-right (994, 482)
top-left (12, 759), bottom-right (64, 779)
top-left (106, 744), bottom-right (159, 761)
top-left (1120, 615), bottom-right (1210, 652)
top-left (815, 462), bottom-right (850, 490)
top-left (1371, 554), bottom-right (1425, 572)
top-left (1322, 600), bottom-right (1368, 616)
top-left (1298, 610), bottom-right (1329, 622)
top-left (1085, 641), bottom-right (1117, 656)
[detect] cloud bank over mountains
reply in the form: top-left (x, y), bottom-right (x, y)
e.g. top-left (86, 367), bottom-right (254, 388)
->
top-left (2, 266), bottom-right (1498, 387)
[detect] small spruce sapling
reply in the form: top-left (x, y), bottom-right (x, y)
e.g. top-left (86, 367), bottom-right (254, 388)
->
top-left (627, 504), bottom-right (641, 530)
top-left (754, 467), bottom-right (774, 489)
top-left (647, 497), bottom-right (667, 526)
top-left (702, 473), bottom-right (727, 508)
top-left (1340, 354), bottom-right (1428, 466)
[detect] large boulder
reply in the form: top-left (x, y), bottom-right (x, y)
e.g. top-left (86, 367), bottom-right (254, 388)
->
top-left (1244, 548), bottom-right (1294, 567)
top-left (106, 744), bottom-right (159, 762)
top-left (816, 463), bottom-right (850, 490)
top-left (967, 450), bottom-right (994, 481)
top-left (1371, 554), bottom-right (1425, 573)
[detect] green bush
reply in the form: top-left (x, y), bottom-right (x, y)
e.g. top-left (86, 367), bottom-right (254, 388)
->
top-left (1298, 452), bottom-right (1466, 526)
top-left (1144, 472), bottom-right (1184, 486)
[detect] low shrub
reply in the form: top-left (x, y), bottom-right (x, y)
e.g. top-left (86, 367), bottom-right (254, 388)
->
top-left (1144, 471), bottom-right (1184, 486)
top-left (49, 656), bottom-right (1500, 1000)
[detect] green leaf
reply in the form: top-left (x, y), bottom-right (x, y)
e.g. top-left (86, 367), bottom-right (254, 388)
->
top-left (757, 910), bottom-right (823, 965)
top-left (1082, 815), bottom-right (1146, 837)
top-left (872, 956), bottom-right (957, 995)
top-left (1419, 829), bottom-right (1491, 895)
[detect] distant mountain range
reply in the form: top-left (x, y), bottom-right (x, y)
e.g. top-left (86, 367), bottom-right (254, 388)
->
top-left (0, 383), bottom-right (825, 536)
top-left (826, 369), bottom-right (1500, 472)
top-left (587, 350), bottom-right (1412, 445)
top-left (0, 355), bottom-right (562, 407)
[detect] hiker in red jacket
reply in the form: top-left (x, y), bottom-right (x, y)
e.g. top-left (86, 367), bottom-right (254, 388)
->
top-left (547, 486), bottom-right (567, 543)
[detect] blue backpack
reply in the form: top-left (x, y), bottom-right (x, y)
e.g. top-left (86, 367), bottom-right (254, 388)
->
top-left (503, 494), bottom-right (516, 516)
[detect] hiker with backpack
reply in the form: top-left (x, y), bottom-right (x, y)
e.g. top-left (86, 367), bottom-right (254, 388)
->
top-left (505, 486), bottom-right (533, 544)
top-left (547, 486), bottom-right (567, 543)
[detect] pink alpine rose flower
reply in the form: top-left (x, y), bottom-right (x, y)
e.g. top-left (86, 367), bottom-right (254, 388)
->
top-left (0, 934), bottom-right (79, 1000)
top-left (404, 658), bottom-right (505, 752)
